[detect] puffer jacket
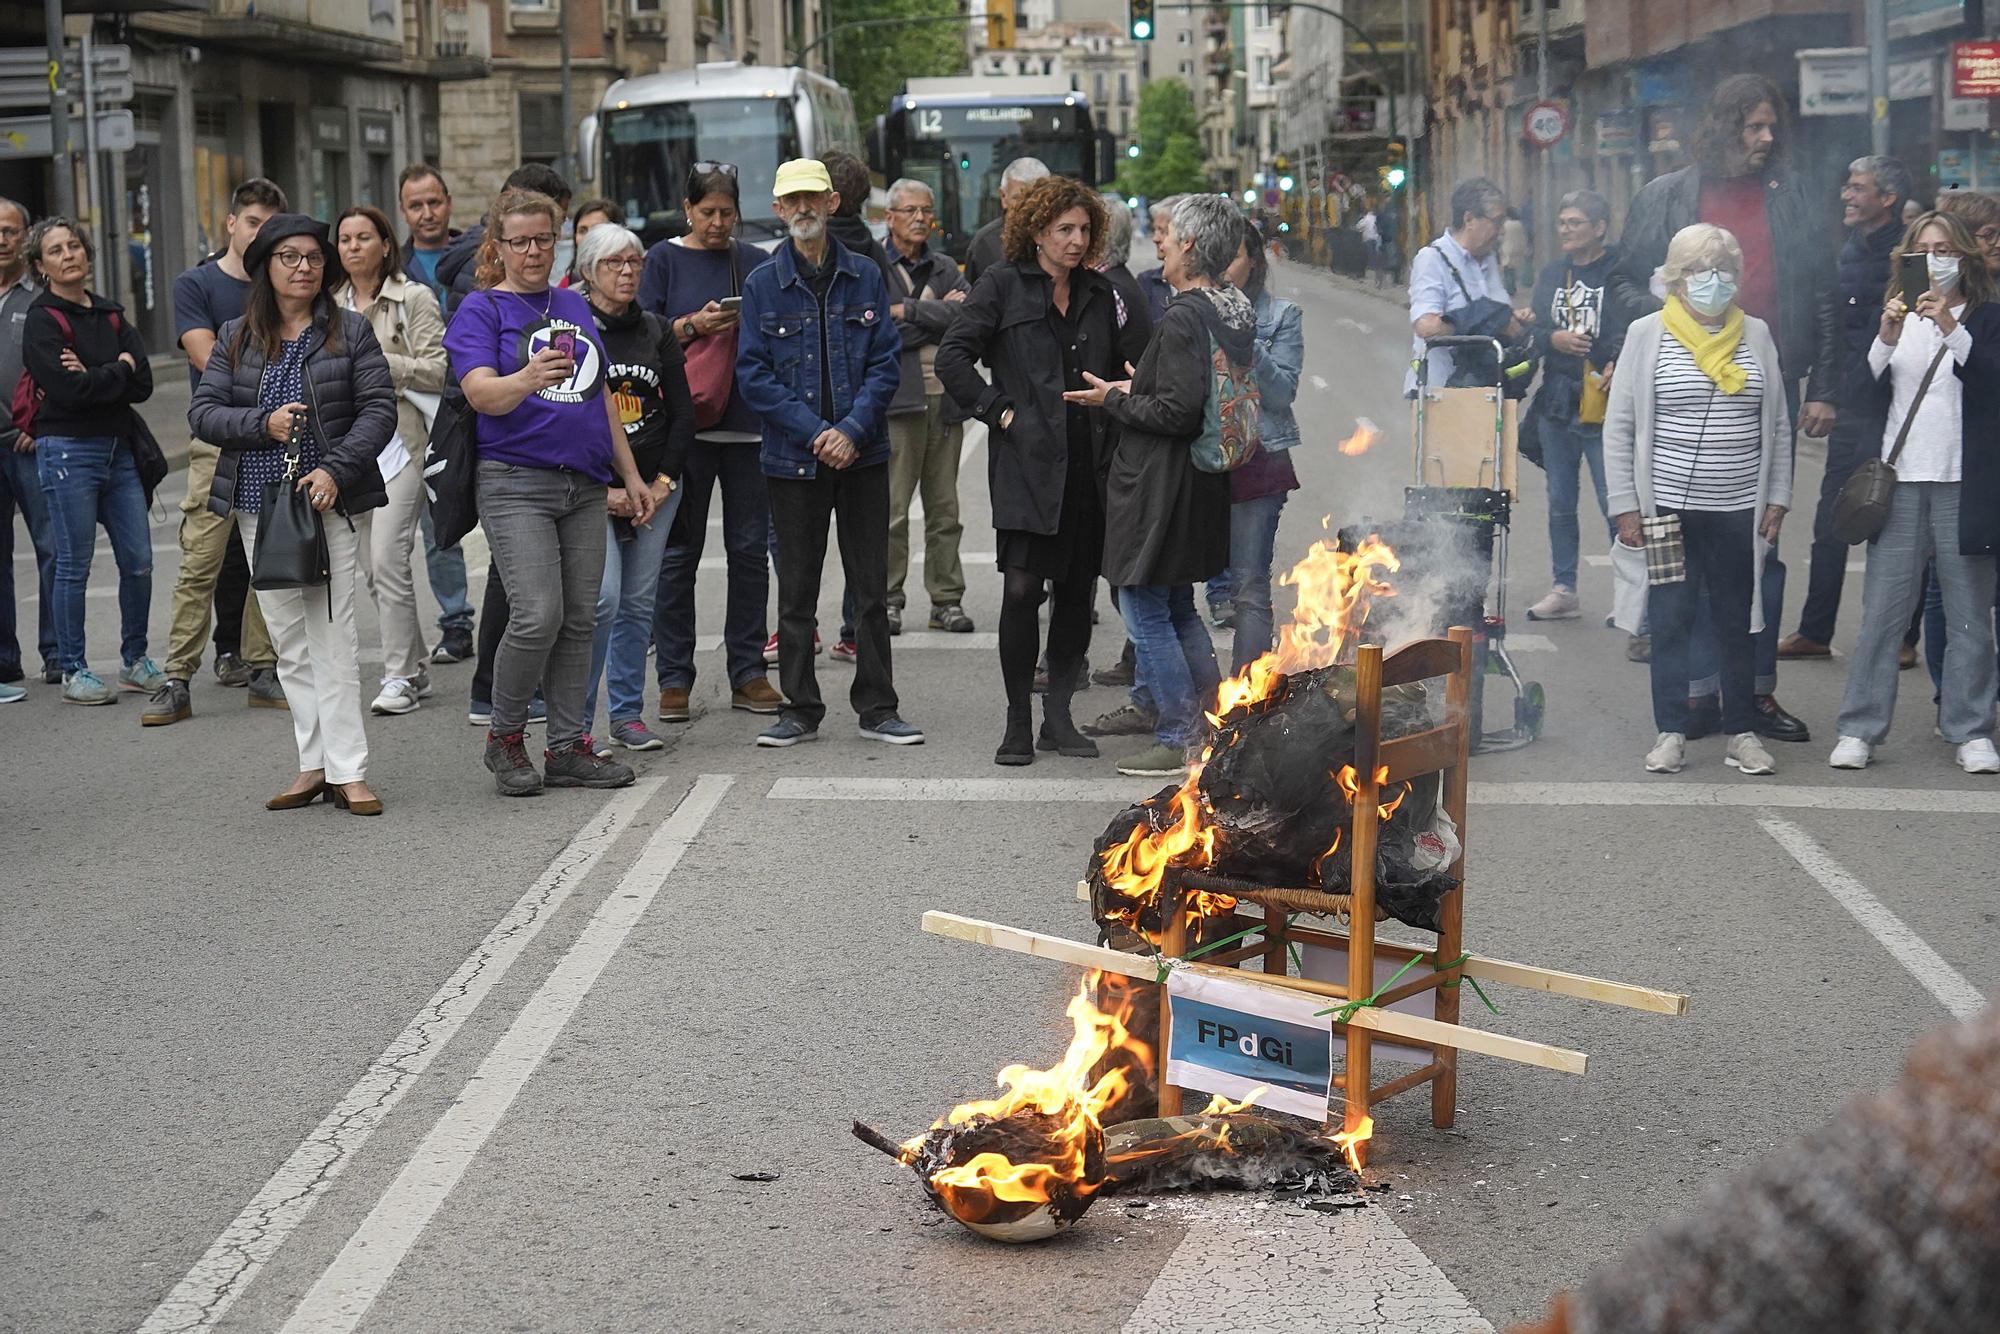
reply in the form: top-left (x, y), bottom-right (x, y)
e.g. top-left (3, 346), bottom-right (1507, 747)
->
top-left (188, 308), bottom-right (399, 518)
top-left (333, 272), bottom-right (447, 476)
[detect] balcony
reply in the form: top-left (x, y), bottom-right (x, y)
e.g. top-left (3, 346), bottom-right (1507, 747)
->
top-left (139, 0), bottom-right (406, 62)
top-left (430, 0), bottom-right (492, 77)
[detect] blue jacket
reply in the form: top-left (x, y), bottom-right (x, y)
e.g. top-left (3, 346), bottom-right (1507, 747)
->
top-left (1251, 290), bottom-right (1304, 450)
top-left (1829, 219), bottom-right (1902, 417)
top-left (735, 236), bottom-right (901, 479)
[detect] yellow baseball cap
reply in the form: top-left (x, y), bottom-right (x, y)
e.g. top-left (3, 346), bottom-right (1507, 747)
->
top-left (772, 159), bottom-right (834, 198)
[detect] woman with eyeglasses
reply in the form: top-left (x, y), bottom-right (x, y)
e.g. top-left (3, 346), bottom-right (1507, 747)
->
top-left (636, 161), bottom-right (784, 725)
top-left (1828, 211), bottom-right (2000, 775)
top-left (445, 186), bottom-right (656, 797)
top-left (187, 215), bottom-right (399, 813)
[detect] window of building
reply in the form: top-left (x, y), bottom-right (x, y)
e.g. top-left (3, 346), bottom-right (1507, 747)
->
top-left (510, 0), bottom-right (551, 8)
top-left (1118, 72), bottom-right (1129, 102)
top-left (518, 91), bottom-right (564, 164)
top-left (1254, 54), bottom-right (1271, 87)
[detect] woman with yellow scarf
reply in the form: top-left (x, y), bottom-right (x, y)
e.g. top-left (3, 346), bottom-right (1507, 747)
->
top-left (1604, 223), bottom-right (1794, 777)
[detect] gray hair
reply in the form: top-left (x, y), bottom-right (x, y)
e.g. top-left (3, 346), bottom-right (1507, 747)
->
top-left (25, 215), bottom-right (91, 277)
top-left (1168, 195), bottom-right (1242, 283)
top-left (1001, 157), bottom-right (1050, 188)
top-left (1102, 199), bottom-right (1134, 266)
top-left (0, 196), bottom-right (27, 231)
top-left (1448, 177), bottom-right (1506, 230)
top-left (886, 177), bottom-right (934, 209)
top-left (1850, 154), bottom-right (1913, 209)
top-left (1149, 194), bottom-right (1185, 225)
top-left (1557, 189), bottom-right (1612, 229)
top-left (573, 222), bottom-right (644, 294)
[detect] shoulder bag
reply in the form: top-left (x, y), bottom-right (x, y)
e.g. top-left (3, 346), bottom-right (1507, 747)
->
top-left (676, 246), bottom-right (741, 431)
top-left (1830, 341), bottom-right (1951, 545)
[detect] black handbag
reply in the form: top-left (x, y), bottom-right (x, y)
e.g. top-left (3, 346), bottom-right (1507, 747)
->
top-left (251, 405), bottom-right (330, 592)
top-left (423, 380), bottom-right (479, 550)
top-left (1831, 341), bottom-right (1950, 545)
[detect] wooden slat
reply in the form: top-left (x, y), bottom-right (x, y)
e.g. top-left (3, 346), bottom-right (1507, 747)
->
top-left (1381, 724), bottom-right (1466, 784)
top-left (1366, 1060), bottom-right (1448, 1105)
top-left (1379, 638), bottom-right (1464, 688)
top-left (1461, 955), bottom-right (1690, 1016)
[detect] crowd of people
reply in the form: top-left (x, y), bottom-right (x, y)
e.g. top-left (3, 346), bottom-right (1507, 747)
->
top-left (1420, 72), bottom-right (2000, 778)
top-left (0, 145), bottom-right (1310, 800)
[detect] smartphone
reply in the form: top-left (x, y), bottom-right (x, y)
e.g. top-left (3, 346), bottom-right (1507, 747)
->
top-left (1900, 253), bottom-right (1931, 308)
top-left (549, 329), bottom-right (577, 360)
top-left (718, 296), bottom-right (743, 312)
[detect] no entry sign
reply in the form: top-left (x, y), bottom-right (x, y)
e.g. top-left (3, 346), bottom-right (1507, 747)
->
top-left (1523, 100), bottom-right (1570, 148)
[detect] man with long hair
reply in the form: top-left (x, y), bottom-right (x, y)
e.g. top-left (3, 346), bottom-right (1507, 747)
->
top-left (1619, 73), bottom-right (1837, 748)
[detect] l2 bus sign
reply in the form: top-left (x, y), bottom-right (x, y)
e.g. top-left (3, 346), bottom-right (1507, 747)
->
top-left (1523, 100), bottom-right (1569, 148)
top-left (1164, 969), bottom-right (1333, 1120)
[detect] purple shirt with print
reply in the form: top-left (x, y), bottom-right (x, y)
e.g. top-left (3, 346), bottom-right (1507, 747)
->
top-left (444, 284), bottom-right (616, 482)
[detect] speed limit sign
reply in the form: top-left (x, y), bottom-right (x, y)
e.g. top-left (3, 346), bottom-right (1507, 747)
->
top-left (1523, 100), bottom-right (1569, 148)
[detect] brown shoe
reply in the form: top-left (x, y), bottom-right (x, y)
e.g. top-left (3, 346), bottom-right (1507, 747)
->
top-left (331, 782), bottom-right (383, 816)
top-left (1777, 633), bottom-right (1832, 660)
top-left (1899, 642), bottom-right (1918, 671)
top-left (731, 677), bottom-right (785, 714)
top-left (658, 687), bottom-right (692, 723)
top-left (266, 779), bottom-right (328, 810)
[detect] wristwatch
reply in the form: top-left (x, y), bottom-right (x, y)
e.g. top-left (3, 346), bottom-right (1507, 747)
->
top-left (678, 317), bottom-right (697, 341)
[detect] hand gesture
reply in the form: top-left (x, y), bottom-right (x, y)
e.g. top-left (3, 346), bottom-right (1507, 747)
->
top-left (1915, 289), bottom-right (1958, 337)
top-left (297, 467), bottom-right (340, 513)
top-left (1062, 370), bottom-right (1129, 408)
top-left (1880, 298), bottom-right (1907, 346)
top-left (265, 401), bottom-right (309, 443)
top-left (522, 346), bottom-right (574, 391)
top-left (606, 487), bottom-right (633, 518)
top-left (59, 348), bottom-right (84, 373)
top-left (1550, 330), bottom-right (1592, 358)
top-left (812, 426), bottom-right (857, 470)
top-left (625, 482), bottom-right (657, 525)
top-left (691, 300), bottom-right (739, 336)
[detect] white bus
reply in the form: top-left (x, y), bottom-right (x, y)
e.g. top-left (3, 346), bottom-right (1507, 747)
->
top-left (579, 62), bottom-right (860, 248)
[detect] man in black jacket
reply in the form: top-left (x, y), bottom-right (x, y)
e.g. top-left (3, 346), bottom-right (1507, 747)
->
top-left (964, 157), bottom-right (1048, 283)
top-left (1780, 156), bottom-right (1910, 660)
top-left (1619, 73), bottom-right (1835, 744)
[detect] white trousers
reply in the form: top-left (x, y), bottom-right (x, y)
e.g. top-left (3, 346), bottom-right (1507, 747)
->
top-left (355, 458), bottom-right (429, 682)
top-left (242, 508), bottom-right (372, 784)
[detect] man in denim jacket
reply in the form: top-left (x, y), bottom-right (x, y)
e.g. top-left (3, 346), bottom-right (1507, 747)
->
top-left (735, 158), bottom-right (918, 748)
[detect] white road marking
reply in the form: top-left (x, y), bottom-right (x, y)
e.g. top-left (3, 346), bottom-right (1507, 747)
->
top-left (1502, 632), bottom-right (1556, 652)
top-left (1121, 1197), bottom-right (1493, 1333)
top-left (136, 779), bottom-right (669, 1334)
top-left (276, 774), bottom-right (735, 1334)
top-left (1311, 374), bottom-right (1330, 391)
top-left (1757, 815), bottom-right (1985, 1018)
top-left (1333, 317), bottom-right (1375, 335)
top-left (698, 550), bottom-right (995, 571)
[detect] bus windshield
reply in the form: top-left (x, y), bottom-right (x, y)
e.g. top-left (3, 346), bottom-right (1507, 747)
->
top-left (893, 103), bottom-right (1092, 260)
top-left (603, 98), bottom-right (799, 242)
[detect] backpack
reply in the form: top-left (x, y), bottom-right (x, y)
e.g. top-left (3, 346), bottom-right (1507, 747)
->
top-left (10, 306), bottom-right (119, 438)
top-left (1188, 332), bottom-right (1261, 473)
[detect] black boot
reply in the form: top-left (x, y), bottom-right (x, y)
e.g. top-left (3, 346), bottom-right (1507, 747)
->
top-left (1039, 681), bottom-right (1099, 758)
top-left (995, 704), bottom-right (1035, 766)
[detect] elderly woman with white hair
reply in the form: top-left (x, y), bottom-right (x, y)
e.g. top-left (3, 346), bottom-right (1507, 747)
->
top-left (575, 221), bottom-right (691, 753)
top-left (1605, 222), bottom-right (1793, 778)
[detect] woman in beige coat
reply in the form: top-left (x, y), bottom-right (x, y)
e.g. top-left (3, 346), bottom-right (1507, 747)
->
top-left (333, 204), bottom-right (448, 716)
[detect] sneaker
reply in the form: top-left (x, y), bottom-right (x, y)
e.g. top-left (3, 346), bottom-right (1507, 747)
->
top-left (929, 604), bottom-right (975, 633)
top-left (1210, 606), bottom-right (1236, 630)
top-left (247, 667), bottom-right (288, 710)
top-left (1626, 634), bottom-right (1651, 663)
top-left (591, 733), bottom-right (612, 759)
top-left (371, 678), bottom-right (421, 715)
top-left (1644, 731), bottom-right (1685, 774)
top-left (756, 716), bottom-right (819, 747)
top-left (119, 657), bottom-right (168, 693)
top-left (544, 739), bottom-right (636, 789)
top-left (731, 678), bottom-right (784, 714)
top-left (61, 670), bottom-right (114, 706)
top-left (1083, 702), bottom-right (1158, 737)
top-left (611, 718), bottom-right (666, 751)
top-left (412, 670), bottom-right (434, 699)
top-left (859, 715), bottom-right (925, 745)
top-left (887, 604), bottom-right (903, 637)
top-left (468, 700), bottom-right (493, 727)
top-left (141, 679), bottom-right (193, 727)
top-left (1092, 658), bottom-right (1136, 689)
top-left (1828, 736), bottom-right (1873, 770)
top-left (484, 729), bottom-right (543, 797)
top-left (1957, 738), bottom-right (2000, 774)
top-left (658, 687), bottom-right (692, 723)
top-left (762, 631), bottom-right (821, 664)
top-left (0, 681), bottom-right (25, 704)
top-left (1725, 732), bottom-right (1777, 775)
top-left (1117, 742), bottom-right (1188, 778)
top-left (214, 652), bottom-right (253, 687)
top-left (1526, 586), bottom-right (1581, 621)
top-left (42, 665), bottom-right (62, 685)
top-left (432, 627), bottom-right (475, 664)
top-left (829, 638), bottom-right (859, 663)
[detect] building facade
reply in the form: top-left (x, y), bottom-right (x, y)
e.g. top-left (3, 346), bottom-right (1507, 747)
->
top-left (973, 19), bottom-right (1143, 140)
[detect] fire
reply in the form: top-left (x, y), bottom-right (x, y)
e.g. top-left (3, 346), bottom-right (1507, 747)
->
top-left (1336, 764), bottom-right (1411, 821)
top-left (1197, 1087), bottom-right (1267, 1116)
top-left (1337, 416), bottom-right (1382, 456)
top-left (1095, 770), bottom-right (1231, 930)
top-left (1331, 1115), bottom-right (1375, 1171)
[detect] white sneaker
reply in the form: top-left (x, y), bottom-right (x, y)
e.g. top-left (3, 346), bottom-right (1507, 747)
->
top-left (1526, 585), bottom-right (1581, 621)
top-left (1725, 732), bottom-right (1777, 775)
top-left (1644, 731), bottom-right (1685, 773)
top-left (1957, 738), bottom-right (2000, 774)
top-left (1828, 736), bottom-right (1872, 770)
top-left (370, 677), bottom-right (420, 715)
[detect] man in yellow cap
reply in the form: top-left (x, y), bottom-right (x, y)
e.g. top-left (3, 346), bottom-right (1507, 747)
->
top-left (735, 158), bottom-right (918, 748)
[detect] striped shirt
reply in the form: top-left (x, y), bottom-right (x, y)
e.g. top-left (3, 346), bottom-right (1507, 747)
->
top-left (1649, 337), bottom-right (1765, 512)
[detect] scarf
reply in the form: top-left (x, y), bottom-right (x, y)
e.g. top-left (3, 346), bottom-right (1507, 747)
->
top-left (1662, 293), bottom-right (1748, 394)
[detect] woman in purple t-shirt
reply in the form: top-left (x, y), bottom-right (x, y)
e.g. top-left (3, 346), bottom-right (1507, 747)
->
top-left (445, 186), bottom-right (655, 797)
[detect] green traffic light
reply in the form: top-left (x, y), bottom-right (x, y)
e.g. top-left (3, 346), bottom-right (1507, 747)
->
top-left (1132, 18), bottom-right (1152, 37)
top-left (1387, 166), bottom-right (1407, 188)
top-left (1126, 143), bottom-right (1141, 158)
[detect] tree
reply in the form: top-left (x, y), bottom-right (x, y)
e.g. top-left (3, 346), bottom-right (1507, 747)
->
top-left (823, 0), bottom-right (966, 140)
top-left (1117, 79), bottom-right (1211, 199)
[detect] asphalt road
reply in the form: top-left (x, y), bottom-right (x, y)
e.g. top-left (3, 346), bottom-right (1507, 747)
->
top-left (4, 260), bottom-right (1995, 1334)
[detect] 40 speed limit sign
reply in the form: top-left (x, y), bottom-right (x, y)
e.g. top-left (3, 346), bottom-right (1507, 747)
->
top-left (1523, 100), bottom-right (1569, 148)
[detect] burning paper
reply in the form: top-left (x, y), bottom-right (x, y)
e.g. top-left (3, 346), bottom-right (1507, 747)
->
top-left (1337, 417), bottom-right (1382, 456)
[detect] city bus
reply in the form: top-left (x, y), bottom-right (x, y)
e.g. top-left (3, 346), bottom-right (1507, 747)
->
top-left (579, 62), bottom-right (860, 248)
top-left (871, 78), bottom-right (1117, 264)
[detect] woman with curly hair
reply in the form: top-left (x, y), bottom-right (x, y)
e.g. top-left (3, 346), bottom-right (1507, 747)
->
top-left (937, 175), bottom-right (1123, 765)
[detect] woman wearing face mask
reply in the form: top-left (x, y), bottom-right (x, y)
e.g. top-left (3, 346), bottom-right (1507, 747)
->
top-left (1605, 223), bottom-right (1793, 778)
top-left (1827, 212), bottom-right (2000, 775)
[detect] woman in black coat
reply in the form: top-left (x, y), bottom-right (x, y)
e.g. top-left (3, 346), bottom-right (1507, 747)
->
top-left (937, 176), bottom-right (1123, 766)
top-left (189, 215), bottom-right (399, 814)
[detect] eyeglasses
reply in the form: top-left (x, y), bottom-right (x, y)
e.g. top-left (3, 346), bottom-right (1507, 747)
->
top-left (1911, 245), bottom-right (1964, 257)
top-left (500, 233), bottom-right (557, 254)
top-left (888, 206), bottom-right (936, 218)
top-left (273, 249), bottom-right (326, 270)
top-left (692, 161), bottom-right (739, 177)
top-left (597, 256), bottom-right (644, 272)
top-left (1555, 216), bottom-right (1594, 230)
top-left (1979, 228), bottom-right (2000, 247)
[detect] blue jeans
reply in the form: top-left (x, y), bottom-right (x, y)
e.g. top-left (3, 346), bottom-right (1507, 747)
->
top-left (1540, 416), bottom-right (1611, 590)
top-left (584, 489), bottom-right (682, 730)
top-left (36, 435), bottom-right (151, 675)
top-left (656, 439), bottom-right (769, 690)
top-left (1, 443), bottom-right (57, 677)
top-left (1227, 493), bottom-right (1287, 674)
top-left (1118, 583), bottom-right (1221, 747)
top-left (1206, 567), bottom-right (1234, 612)
top-left (418, 503), bottom-right (475, 633)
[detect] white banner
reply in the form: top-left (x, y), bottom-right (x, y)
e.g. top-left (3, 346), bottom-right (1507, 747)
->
top-left (1165, 969), bottom-right (1333, 1120)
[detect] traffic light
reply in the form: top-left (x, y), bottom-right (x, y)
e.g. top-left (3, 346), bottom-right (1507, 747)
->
top-left (987, 0), bottom-right (1015, 49)
top-left (1384, 140), bottom-right (1407, 190)
top-left (1129, 0), bottom-right (1155, 41)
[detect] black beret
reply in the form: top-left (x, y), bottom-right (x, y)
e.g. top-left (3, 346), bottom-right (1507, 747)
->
top-left (243, 214), bottom-right (333, 277)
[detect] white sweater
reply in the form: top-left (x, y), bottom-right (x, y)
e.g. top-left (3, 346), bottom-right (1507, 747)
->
top-left (1868, 308), bottom-right (1972, 483)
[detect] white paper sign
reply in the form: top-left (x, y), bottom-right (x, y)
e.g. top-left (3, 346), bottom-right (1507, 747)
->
top-left (1299, 942), bottom-right (1438, 1067)
top-left (1165, 969), bottom-right (1333, 1120)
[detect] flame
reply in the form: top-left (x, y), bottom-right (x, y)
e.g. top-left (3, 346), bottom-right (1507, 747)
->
top-left (1337, 416), bottom-right (1382, 456)
top-left (1197, 1086), bottom-right (1267, 1116)
top-left (1335, 764), bottom-right (1412, 822)
top-left (1331, 1115), bottom-right (1375, 1171)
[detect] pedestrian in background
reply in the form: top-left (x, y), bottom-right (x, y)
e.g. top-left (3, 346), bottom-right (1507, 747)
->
top-left (937, 175), bottom-right (1119, 766)
top-left (964, 156), bottom-right (1049, 284)
top-left (1828, 211), bottom-right (2000, 775)
top-left (1096, 201), bottom-right (1153, 357)
top-left (1605, 223), bottom-right (1792, 779)
top-left (562, 197), bottom-right (624, 287)
top-left (331, 203), bottom-right (448, 719)
top-left (575, 222), bottom-right (691, 755)
top-left (1138, 196), bottom-right (1184, 325)
top-left (22, 217), bottom-right (164, 708)
top-left (881, 177), bottom-right (975, 639)
top-left (447, 187), bottom-right (656, 796)
top-left (0, 194), bottom-right (50, 704)
top-left (1065, 194), bottom-right (1246, 780)
top-left (1407, 177), bottom-right (1529, 394)
top-left (187, 215), bottom-right (397, 813)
